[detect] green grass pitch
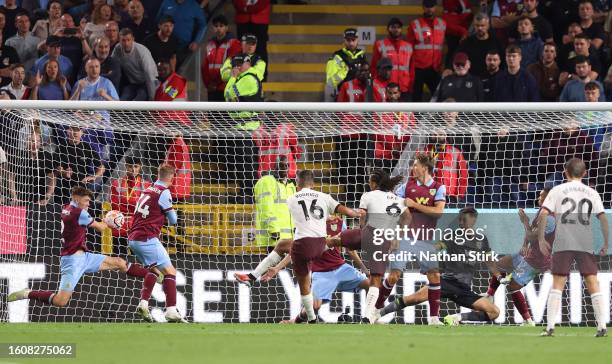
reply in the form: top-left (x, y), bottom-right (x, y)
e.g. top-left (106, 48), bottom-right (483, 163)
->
top-left (0, 324), bottom-right (609, 364)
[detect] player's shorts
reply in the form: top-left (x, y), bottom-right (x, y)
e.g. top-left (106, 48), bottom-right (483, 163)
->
top-left (59, 252), bottom-right (106, 292)
top-left (290, 237), bottom-right (326, 276)
top-left (511, 253), bottom-right (540, 286)
top-left (312, 263), bottom-right (367, 302)
top-left (551, 251), bottom-right (598, 276)
top-left (360, 225), bottom-right (391, 276)
top-left (441, 277), bottom-right (481, 309)
top-left (128, 238), bottom-right (172, 269)
top-left (390, 239), bottom-right (439, 274)
top-left (340, 228), bottom-right (362, 250)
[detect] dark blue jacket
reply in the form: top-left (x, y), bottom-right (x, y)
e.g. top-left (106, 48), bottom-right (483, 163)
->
top-left (493, 68), bottom-right (540, 102)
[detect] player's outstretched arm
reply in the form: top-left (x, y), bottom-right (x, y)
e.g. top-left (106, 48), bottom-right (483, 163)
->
top-left (336, 204), bottom-right (361, 219)
top-left (346, 249), bottom-right (368, 274)
top-left (90, 220), bottom-right (110, 233)
top-left (597, 213), bottom-right (609, 256)
top-left (405, 199), bottom-right (445, 218)
top-left (261, 255), bottom-right (292, 282)
top-left (536, 209), bottom-right (551, 255)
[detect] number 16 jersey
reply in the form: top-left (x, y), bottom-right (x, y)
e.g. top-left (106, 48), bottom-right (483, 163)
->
top-left (541, 180), bottom-right (605, 253)
top-left (359, 190), bottom-right (407, 230)
top-left (288, 188), bottom-right (339, 240)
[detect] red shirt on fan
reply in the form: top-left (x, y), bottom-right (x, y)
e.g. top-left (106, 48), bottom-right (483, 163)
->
top-left (128, 182), bottom-right (174, 242)
top-left (60, 202), bottom-right (94, 256)
top-left (154, 71), bottom-right (190, 125)
top-left (165, 136), bottom-right (191, 200)
top-left (524, 209), bottom-right (555, 271)
top-left (110, 175), bottom-right (151, 237)
top-left (397, 178), bottom-right (446, 241)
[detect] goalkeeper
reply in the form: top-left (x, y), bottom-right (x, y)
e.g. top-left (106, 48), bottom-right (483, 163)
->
top-left (234, 157), bottom-right (295, 286)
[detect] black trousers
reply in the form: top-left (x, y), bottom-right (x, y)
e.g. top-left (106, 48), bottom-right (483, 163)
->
top-left (412, 67), bottom-right (441, 102)
top-left (208, 90), bottom-right (225, 102)
top-left (225, 136), bottom-right (257, 204)
top-left (237, 23), bottom-right (269, 79)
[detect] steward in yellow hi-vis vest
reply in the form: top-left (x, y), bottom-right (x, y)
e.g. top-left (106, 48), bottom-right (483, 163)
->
top-left (324, 28), bottom-right (367, 102)
top-left (224, 53), bottom-right (263, 129)
top-left (254, 156), bottom-right (296, 247)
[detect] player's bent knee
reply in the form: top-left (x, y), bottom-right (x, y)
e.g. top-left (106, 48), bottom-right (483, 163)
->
top-left (388, 270), bottom-right (401, 285)
top-left (275, 239), bottom-right (292, 254)
top-left (160, 265), bottom-right (177, 276)
top-left (487, 305), bottom-right (500, 320)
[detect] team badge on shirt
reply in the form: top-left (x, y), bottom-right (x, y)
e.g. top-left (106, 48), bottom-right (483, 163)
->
top-left (429, 189), bottom-right (436, 196)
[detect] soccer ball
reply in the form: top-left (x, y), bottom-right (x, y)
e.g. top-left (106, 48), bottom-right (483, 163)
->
top-left (104, 210), bottom-right (125, 230)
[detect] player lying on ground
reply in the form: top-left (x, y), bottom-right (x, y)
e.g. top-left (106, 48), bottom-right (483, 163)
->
top-left (234, 157), bottom-right (295, 287)
top-left (288, 170), bottom-right (361, 323)
top-left (128, 164), bottom-right (187, 323)
top-left (539, 158), bottom-right (608, 337)
top-left (379, 207), bottom-right (500, 325)
top-left (261, 244), bottom-right (369, 323)
top-left (484, 188), bottom-right (555, 326)
top-left (9, 186), bottom-right (151, 307)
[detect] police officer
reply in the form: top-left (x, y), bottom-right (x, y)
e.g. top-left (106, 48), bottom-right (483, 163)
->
top-left (221, 34), bottom-right (267, 83)
top-left (254, 156), bottom-right (295, 247)
top-left (325, 28), bottom-right (367, 102)
top-left (224, 53), bottom-right (262, 204)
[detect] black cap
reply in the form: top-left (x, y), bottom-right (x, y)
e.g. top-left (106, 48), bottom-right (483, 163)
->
top-left (46, 35), bottom-right (61, 47)
top-left (231, 53), bottom-right (251, 67)
top-left (423, 0), bottom-right (437, 7)
top-left (344, 28), bottom-right (358, 39)
top-left (387, 17), bottom-right (403, 27)
top-left (377, 57), bottom-right (393, 70)
top-left (241, 34), bottom-right (257, 44)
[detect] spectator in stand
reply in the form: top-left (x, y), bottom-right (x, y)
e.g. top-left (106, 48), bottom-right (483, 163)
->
top-left (579, 0), bottom-right (605, 49)
top-left (1, 64), bottom-right (30, 99)
top-left (112, 28), bottom-right (157, 101)
top-left (324, 28), bottom-right (366, 102)
top-left (539, 0), bottom-right (580, 45)
top-left (110, 156), bottom-right (150, 254)
top-left (83, 36), bottom-right (121, 90)
top-left (68, 0), bottom-right (107, 23)
top-left (516, 16), bottom-right (544, 68)
top-left (253, 121), bottom-right (302, 179)
top-left (104, 20), bottom-right (120, 51)
top-left (1, 0), bottom-right (24, 39)
top-left (32, 1), bottom-right (63, 47)
top-left (0, 9), bottom-right (6, 43)
top-left (372, 58), bottom-right (393, 102)
top-left (493, 44), bottom-right (540, 102)
top-left (157, 0), bottom-right (207, 67)
top-left (527, 42), bottom-right (561, 101)
top-left (164, 133), bottom-right (191, 236)
top-left (142, 15), bottom-right (178, 70)
top-left (371, 17), bottom-right (413, 101)
top-left (5, 13), bottom-right (41, 72)
top-left (407, 0), bottom-right (446, 102)
top-left (559, 34), bottom-right (601, 87)
top-left (232, 0), bottom-right (269, 71)
top-left (336, 63), bottom-right (371, 102)
top-left (432, 52), bottom-right (483, 102)
top-left (442, 0), bottom-right (473, 67)
top-left (490, 0), bottom-right (523, 46)
top-left (54, 125), bottom-right (105, 203)
top-left (0, 30), bottom-right (19, 87)
top-left (83, 3), bottom-right (121, 46)
top-left (221, 34), bottom-right (266, 83)
top-left (112, 0), bottom-right (130, 23)
top-left (455, 13), bottom-right (503, 77)
top-left (481, 49), bottom-right (502, 102)
top-left (202, 15), bottom-right (240, 102)
top-left (558, 22), bottom-right (583, 68)
top-left (559, 55), bottom-right (605, 101)
top-left (143, 0), bottom-right (163, 21)
top-left (53, 13), bottom-right (93, 82)
top-left (30, 59), bottom-right (71, 100)
top-left (421, 129), bottom-right (469, 204)
top-left (603, 63), bottom-right (612, 100)
top-left (508, 0), bottom-right (553, 43)
top-left (31, 36), bottom-right (74, 84)
top-left (6, 129), bottom-right (56, 207)
top-left (120, 0), bottom-right (154, 43)
top-left (372, 82), bottom-right (415, 171)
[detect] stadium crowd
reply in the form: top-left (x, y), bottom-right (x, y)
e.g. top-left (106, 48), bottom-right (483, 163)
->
top-left (0, 0), bottom-right (612, 240)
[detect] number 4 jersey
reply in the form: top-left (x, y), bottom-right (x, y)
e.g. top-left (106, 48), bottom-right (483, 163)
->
top-left (128, 182), bottom-right (174, 242)
top-left (542, 180), bottom-right (605, 253)
top-left (288, 188), bottom-right (340, 240)
top-left (359, 190), bottom-right (407, 230)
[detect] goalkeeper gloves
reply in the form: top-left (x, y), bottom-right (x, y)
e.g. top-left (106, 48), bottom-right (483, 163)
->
top-left (499, 273), bottom-right (513, 285)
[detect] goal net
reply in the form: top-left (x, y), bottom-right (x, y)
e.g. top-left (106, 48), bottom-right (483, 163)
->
top-left (0, 101), bottom-right (610, 325)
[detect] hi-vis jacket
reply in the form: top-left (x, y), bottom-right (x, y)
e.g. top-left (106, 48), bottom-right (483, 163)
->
top-left (254, 175), bottom-right (296, 246)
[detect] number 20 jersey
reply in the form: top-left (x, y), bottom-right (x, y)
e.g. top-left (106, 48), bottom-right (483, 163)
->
top-left (128, 184), bottom-right (172, 242)
top-left (288, 188), bottom-right (339, 240)
top-left (541, 180), bottom-right (605, 253)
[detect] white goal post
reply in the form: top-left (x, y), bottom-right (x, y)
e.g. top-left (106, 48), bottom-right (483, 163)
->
top-left (0, 100), bottom-right (610, 325)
